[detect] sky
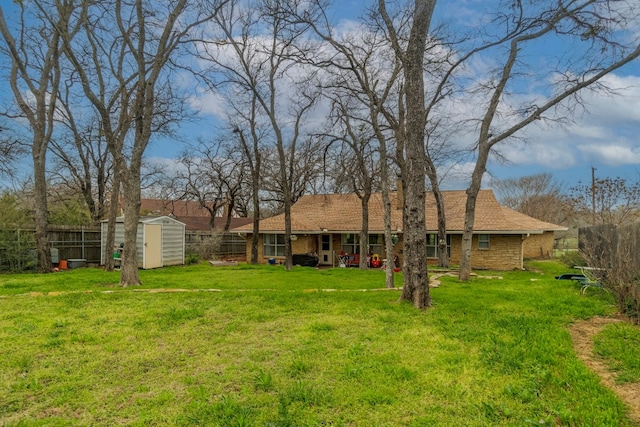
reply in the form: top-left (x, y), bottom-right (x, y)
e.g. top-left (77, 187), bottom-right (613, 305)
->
top-left (2, 0), bottom-right (639, 193)
top-left (142, 0), bottom-right (640, 192)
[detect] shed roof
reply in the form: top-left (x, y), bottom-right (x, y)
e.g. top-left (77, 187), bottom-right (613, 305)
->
top-left (102, 215), bottom-right (185, 227)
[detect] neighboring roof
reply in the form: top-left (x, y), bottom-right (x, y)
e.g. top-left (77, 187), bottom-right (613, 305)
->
top-left (138, 198), bottom-right (253, 231)
top-left (140, 199), bottom-right (212, 217)
top-left (180, 216), bottom-right (253, 232)
top-left (233, 190), bottom-right (567, 235)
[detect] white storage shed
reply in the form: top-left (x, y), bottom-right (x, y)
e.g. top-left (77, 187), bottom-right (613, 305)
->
top-left (101, 216), bottom-right (185, 269)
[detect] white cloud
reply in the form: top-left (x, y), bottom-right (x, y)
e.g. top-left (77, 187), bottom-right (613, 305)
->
top-left (496, 140), bottom-right (579, 169)
top-left (449, 73), bottom-right (640, 176)
top-left (189, 89), bottom-right (228, 121)
top-left (184, 3), bottom-right (640, 186)
top-left (577, 144), bottom-right (640, 165)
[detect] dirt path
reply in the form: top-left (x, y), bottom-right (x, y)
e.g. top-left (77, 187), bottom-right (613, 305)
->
top-left (569, 316), bottom-right (640, 424)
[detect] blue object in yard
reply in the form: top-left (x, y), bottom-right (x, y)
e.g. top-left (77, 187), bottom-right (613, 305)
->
top-left (555, 273), bottom-right (586, 280)
top-left (268, 258), bottom-right (276, 265)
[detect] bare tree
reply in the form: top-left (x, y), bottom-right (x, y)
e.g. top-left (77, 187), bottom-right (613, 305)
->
top-left (580, 223), bottom-right (640, 323)
top-left (174, 139), bottom-right (246, 231)
top-left (322, 97), bottom-right (380, 269)
top-left (377, 0), bottom-right (437, 308)
top-left (292, 2), bottom-right (405, 288)
top-left (0, 126), bottom-right (26, 183)
top-left (366, 0), bottom-right (640, 287)
top-left (232, 110), bottom-right (262, 264)
top-left (197, 0), bottom-right (322, 270)
top-left (424, 135), bottom-right (448, 268)
top-left (49, 80), bottom-right (113, 225)
top-left (56, 0), bottom-right (226, 285)
top-left (436, 1), bottom-right (640, 280)
top-left (0, 2), bottom-right (72, 273)
top-left (569, 175), bottom-right (640, 226)
top-left (259, 138), bottom-right (325, 211)
top-left (492, 173), bottom-right (567, 225)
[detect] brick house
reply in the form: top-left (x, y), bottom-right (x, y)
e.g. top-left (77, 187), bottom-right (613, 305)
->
top-left (232, 189), bottom-right (567, 270)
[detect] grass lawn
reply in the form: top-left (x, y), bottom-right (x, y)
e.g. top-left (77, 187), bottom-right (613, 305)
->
top-left (0, 260), bottom-right (635, 426)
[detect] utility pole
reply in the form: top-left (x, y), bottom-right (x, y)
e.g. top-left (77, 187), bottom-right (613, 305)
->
top-left (591, 166), bottom-right (596, 225)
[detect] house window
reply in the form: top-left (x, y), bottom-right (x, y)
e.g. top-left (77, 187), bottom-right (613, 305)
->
top-left (478, 234), bottom-right (490, 250)
top-left (368, 234), bottom-right (383, 256)
top-left (321, 235), bottom-right (331, 251)
top-left (341, 233), bottom-right (359, 254)
top-left (263, 234), bottom-right (285, 257)
top-left (426, 234), bottom-right (451, 258)
top-left (341, 234), bottom-right (383, 255)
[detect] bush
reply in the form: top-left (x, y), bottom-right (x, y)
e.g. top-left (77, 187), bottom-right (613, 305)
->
top-left (192, 234), bottom-right (222, 261)
top-left (616, 280), bottom-right (640, 324)
top-left (559, 251), bottom-right (586, 268)
top-left (0, 229), bottom-right (36, 272)
top-left (184, 253), bottom-right (200, 265)
top-left (579, 224), bottom-right (640, 323)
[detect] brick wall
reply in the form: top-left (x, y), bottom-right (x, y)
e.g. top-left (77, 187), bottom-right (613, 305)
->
top-left (522, 232), bottom-right (554, 259)
top-left (448, 234), bottom-right (523, 270)
top-left (247, 232), bottom-right (527, 270)
top-left (245, 234), bottom-right (316, 263)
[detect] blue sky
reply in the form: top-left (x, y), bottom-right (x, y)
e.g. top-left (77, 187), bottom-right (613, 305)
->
top-left (2, 1), bottom-right (639, 192)
top-left (145, 1), bottom-right (640, 191)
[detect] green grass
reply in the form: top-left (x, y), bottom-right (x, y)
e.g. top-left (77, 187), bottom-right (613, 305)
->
top-left (0, 263), bottom-right (395, 295)
top-left (0, 260), bottom-right (635, 426)
top-left (593, 322), bottom-right (640, 384)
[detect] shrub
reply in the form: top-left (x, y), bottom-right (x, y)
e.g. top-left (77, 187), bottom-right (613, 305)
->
top-left (617, 280), bottom-right (640, 324)
top-left (0, 229), bottom-right (36, 272)
top-left (559, 251), bottom-right (586, 268)
top-left (579, 224), bottom-right (640, 323)
top-left (192, 234), bottom-right (222, 261)
top-left (184, 253), bottom-right (200, 265)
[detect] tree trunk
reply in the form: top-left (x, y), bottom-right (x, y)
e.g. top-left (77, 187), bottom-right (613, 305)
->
top-left (426, 157), bottom-right (448, 268)
top-left (223, 199), bottom-right (234, 232)
top-left (250, 169), bottom-right (260, 264)
top-left (359, 193), bottom-right (370, 269)
top-left (284, 199), bottom-right (293, 270)
top-left (382, 186), bottom-right (395, 289)
top-left (119, 168), bottom-right (142, 286)
top-left (459, 149), bottom-right (488, 281)
top-left (400, 171), bottom-right (430, 308)
top-left (459, 190), bottom-right (477, 282)
top-left (387, 0), bottom-right (437, 309)
top-left (434, 187), bottom-right (449, 268)
top-left (33, 142), bottom-right (52, 273)
top-left (103, 173), bottom-right (120, 271)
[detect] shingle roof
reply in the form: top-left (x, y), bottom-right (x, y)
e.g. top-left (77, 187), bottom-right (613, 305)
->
top-left (140, 199), bottom-right (212, 217)
top-left (232, 190), bottom-right (567, 234)
top-left (138, 199), bottom-right (252, 231)
top-left (180, 216), bottom-right (253, 232)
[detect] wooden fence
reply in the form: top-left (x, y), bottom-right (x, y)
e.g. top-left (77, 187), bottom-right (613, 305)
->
top-left (185, 230), bottom-right (246, 257)
top-left (579, 223), bottom-right (640, 270)
top-left (0, 226), bottom-right (246, 271)
top-left (50, 225), bottom-right (102, 263)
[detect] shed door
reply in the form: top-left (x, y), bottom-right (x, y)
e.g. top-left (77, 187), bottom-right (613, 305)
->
top-left (143, 224), bottom-right (163, 269)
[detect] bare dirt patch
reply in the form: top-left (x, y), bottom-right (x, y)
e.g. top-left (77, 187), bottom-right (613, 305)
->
top-left (569, 316), bottom-right (640, 424)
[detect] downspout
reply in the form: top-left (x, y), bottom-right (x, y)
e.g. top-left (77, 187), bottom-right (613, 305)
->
top-left (521, 233), bottom-right (530, 270)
